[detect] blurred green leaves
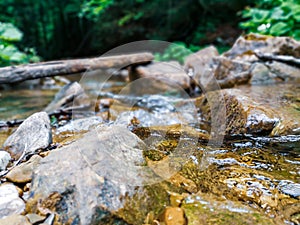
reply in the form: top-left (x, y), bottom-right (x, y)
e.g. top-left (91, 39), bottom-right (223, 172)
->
top-left (240, 0), bottom-right (300, 39)
top-left (0, 22), bottom-right (40, 67)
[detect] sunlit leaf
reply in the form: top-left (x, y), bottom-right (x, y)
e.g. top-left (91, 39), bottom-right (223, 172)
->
top-left (270, 22), bottom-right (290, 35)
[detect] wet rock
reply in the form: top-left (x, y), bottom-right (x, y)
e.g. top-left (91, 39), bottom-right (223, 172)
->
top-left (56, 116), bottom-right (103, 133)
top-left (158, 206), bottom-right (186, 225)
top-left (279, 181), bottom-right (300, 198)
top-left (0, 150), bottom-right (11, 171)
top-left (0, 183), bottom-right (25, 218)
top-left (182, 194), bottom-right (277, 225)
top-left (196, 89), bottom-right (279, 135)
top-left (6, 155), bottom-right (42, 183)
top-left (0, 214), bottom-right (32, 225)
top-left (3, 112), bottom-right (52, 159)
top-left (224, 33), bottom-right (300, 61)
top-left (210, 57), bottom-right (251, 88)
top-left (265, 61), bottom-right (300, 82)
top-left (129, 61), bottom-right (192, 95)
top-left (44, 81), bottom-right (91, 113)
top-left (27, 125), bottom-right (178, 225)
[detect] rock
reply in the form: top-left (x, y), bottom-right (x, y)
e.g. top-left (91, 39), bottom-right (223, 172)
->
top-left (44, 82), bottom-right (91, 113)
top-left (2, 112), bottom-right (52, 159)
top-left (224, 33), bottom-right (300, 61)
top-left (26, 213), bottom-right (46, 224)
top-left (0, 183), bottom-right (25, 218)
top-left (158, 206), bottom-right (186, 225)
top-left (0, 214), bottom-right (32, 225)
top-left (27, 125), bottom-right (178, 225)
top-left (278, 181), bottom-right (300, 198)
top-left (129, 61), bottom-right (192, 95)
top-left (210, 57), bottom-right (251, 88)
top-left (249, 63), bottom-right (278, 84)
top-left (0, 151), bottom-right (11, 171)
top-left (6, 155), bottom-right (42, 183)
top-left (182, 194), bottom-right (277, 225)
top-left (56, 116), bottom-right (103, 133)
top-left (196, 89), bottom-right (279, 135)
top-left (184, 45), bottom-right (219, 76)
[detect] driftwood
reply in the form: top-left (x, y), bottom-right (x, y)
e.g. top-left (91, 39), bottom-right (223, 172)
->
top-left (255, 51), bottom-right (300, 68)
top-left (0, 52), bottom-right (153, 84)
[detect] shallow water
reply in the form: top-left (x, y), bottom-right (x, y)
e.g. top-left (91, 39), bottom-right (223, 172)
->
top-left (0, 77), bottom-right (300, 224)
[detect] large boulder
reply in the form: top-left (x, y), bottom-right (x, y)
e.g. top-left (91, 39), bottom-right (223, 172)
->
top-left (196, 83), bottom-right (300, 136)
top-left (27, 125), bottom-right (178, 225)
top-left (3, 112), bottom-right (52, 159)
top-left (196, 89), bottom-right (279, 135)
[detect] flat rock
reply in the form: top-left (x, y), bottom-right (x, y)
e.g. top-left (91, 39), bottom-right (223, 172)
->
top-left (6, 155), bottom-right (42, 183)
top-left (129, 61), bottom-right (192, 95)
top-left (0, 214), bottom-right (31, 225)
top-left (44, 81), bottom-right (91, 113)
top-left (0, 183), bottom-right (25, 218)
top-left (27, 125), bottom-right (178, 225)
top-left (2, 112), bottom-right (52, 159)
top-left (224, 33), bottom-right (300, 61)
top-left (0, 150), bottom-right (11, 171)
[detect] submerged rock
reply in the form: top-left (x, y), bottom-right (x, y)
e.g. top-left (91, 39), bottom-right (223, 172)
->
top-left (0, 214), bottom-right (32, 225)
top-left (44, 82), bottom-right (90, 113)
top-left (3, 112), bottom-right (52, 159)
top-left (6, 155), bottom-right (42, 183)
top-left (0, 183), bottom-right (25, 218)
top-left (0, 150), bottom-right (11, 171)
top-left (27, 125), bottom-right (177, 225)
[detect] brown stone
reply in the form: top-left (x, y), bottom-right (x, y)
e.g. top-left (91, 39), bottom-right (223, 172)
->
top-left (159, 206), bottom-right (186, 225)
top-left (6, 155), bottom-right (42, 183)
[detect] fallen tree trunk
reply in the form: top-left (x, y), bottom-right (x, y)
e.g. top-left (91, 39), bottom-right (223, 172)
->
top-left (0, 52), bottom-right (153, 84)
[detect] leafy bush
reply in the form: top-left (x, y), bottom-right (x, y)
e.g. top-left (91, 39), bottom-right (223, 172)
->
top-left (0, 22), bottom-right (40, 66)
top-left (240, 0), bottom-right (300, 39)
top-left (154, 42), bottom-right (200, 64)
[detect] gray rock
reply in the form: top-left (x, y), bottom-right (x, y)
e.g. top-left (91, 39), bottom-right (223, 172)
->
top-left (0, 214), bottom-right (32, 225)
top-left (57, 116), bottom-right (103, 133)
top-left (279, 181), bottom-right (300, 198)
top-left (0, 183), bottom-right (25, 218)
top-left (2, 112), bottom-right (52, 159)
top-left (28, 125), bottom-right (174, 225)
top-left (44, 81), bottom-right (91, 113)
top-left (6, 155), bottom-right (42, 183)
top-left (0, 151), bottom-right (11, 171)
top-left (129, 61), bottom-right (191, 95)
top-left (26, 213), bottom-right (46, 224)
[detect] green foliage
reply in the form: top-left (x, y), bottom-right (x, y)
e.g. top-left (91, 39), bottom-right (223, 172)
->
top-left (0, 22), bottom-right (40, 66)
top-left (240, 0), bottom-right (300, 39)
top-left (154, 42), bottom-right (200, 64)
top-left (80, 0), bottom-right (114, 20)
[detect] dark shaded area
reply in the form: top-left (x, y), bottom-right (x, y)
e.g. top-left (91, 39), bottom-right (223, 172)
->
top-left (0, 0), bottom-right (254, 60)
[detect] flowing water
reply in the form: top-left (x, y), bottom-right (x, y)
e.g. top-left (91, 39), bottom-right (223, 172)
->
top-left (0, 76), bottom-right (299, 224)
